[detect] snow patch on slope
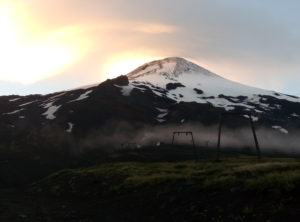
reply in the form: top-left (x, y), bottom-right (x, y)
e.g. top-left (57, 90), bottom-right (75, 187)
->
top-left (114, 83), bottom-right (146, 96)
top-left (155, 107), bottom-right (168, 123)
top-left (156, 108), bottom-right (168, 112)
top-left (49, 92), bottom-right (67, 100)
top-left (155, 118), bottom-right (166, 123)
top-left (157, 112), bottom-right (168, 118)
top-left (42, 102), bottom-right (61, 120)
top-left (2, 108), bottom-right (24, 115)
top-left (9, 98), bottom-right (21, 102)
top-left (243, 115), bottom-right (259, 122)
top-left (70, 90), bottom-right (93, 102)
top-left (66, 122), bottom-right (74, 133)
top-left (272, 126), bottom-right (289, 134)
top-left (19, 100), bottom-right (38, 107)
top-left (114, 84), bottom-right (135, 96)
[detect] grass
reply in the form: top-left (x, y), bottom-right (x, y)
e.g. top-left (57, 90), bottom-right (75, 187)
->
top-left (32, 156), bottom-right (300, 197)
top-left (25, 155), bottom-right (300, 221)
top-left (2, 147), bottom-right (300, 222)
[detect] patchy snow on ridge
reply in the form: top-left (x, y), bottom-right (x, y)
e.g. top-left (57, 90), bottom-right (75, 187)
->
top-left (114, 84), bottom-right (135, 96)
top-left (155, 107), bottom-right (168, 123)
top-left (66, 122), bottom-right (74, 133)
top-left (291, 113), bottom-right (299, 117)
top-left (49, 92), bottom-right (67, 100)
top-left (156, 108), bottom-right (168, 112)
top-left (157, 112), bottom-right (168, 118)
top-left (2, 108), bottom-right (24, 115)
top-left (9, 98), bottom-right (21, 102)
top-left (42, 102), bottom-right (61, 120)
top-left (42, 102), bottom-right (53, 109)
top-left (114, 83), bottom-right (146, 96)
top-left (70, 90), bottom-right (93, 102)
top-left (155, 118), bottom-right (166, 123)
top-left (19, 100), bottom-right (38, 107)
top-left (243, 115), bottom-right (259, 122)
top-left (272, 126), bottom-right (289, 134)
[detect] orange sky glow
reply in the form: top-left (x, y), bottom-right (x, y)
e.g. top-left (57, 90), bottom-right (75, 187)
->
top-left (0, 1), bottom-right (175, 86)
top-left (0, 2), bottom-right (92, 84)
top-left (0, 0), bottom-right (299, 95)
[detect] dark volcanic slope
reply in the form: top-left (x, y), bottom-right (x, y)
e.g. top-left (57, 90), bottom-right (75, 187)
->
top-left (0, 57), bottom-right (300, 148)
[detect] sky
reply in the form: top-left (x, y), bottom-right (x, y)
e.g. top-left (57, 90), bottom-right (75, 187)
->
top-left (0, 0), bottom-right (300, 96)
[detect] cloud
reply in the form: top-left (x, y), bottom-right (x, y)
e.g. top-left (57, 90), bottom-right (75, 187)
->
top-left (131, 23), bottom-right (178, 34)
top-left (2, 0), bottom-right (300, 95)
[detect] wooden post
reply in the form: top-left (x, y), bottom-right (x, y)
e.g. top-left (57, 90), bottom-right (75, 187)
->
top-left (172, 132), bottom-right (175, 145)
top-left (249, 114), bottom-right (261, 159)
top-left (190, 132), bottom-right (198, 161)
top-left (216, 113), bottom-right (223, 161)
top-left (172, 131), bottom-right (198, 162)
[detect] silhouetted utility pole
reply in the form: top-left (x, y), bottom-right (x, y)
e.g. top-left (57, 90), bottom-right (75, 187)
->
top-left (216, 113), bottom-right (223, 161)
top-left (216, 112), bottom-right (261, 161)
top-left (249, 113), bottom-right (261, 159)
top-left (172, 131), bottom-right (198, 161)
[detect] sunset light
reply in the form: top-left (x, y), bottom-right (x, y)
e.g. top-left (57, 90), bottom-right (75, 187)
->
top-left (103, 53), bottom-right (161, 79)
top-left (0, 0), bottom-right (299, 96)
top-left (0, 3), bottom-right (90, 84)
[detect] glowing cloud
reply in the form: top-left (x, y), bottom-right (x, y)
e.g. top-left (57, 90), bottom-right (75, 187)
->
top-left (0, 3), bottom-right (91, 84)
top-left (102, 52), bottom-right (162, 79)
top-left (131, 23), bottom-right (178, 34)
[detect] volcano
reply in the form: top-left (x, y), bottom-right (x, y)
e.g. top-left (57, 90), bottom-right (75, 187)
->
top-left (0, 57), bottom-right (300, 149)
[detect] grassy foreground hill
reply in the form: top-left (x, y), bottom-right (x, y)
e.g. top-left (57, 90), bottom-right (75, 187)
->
top-left (1, 152), bottom-right (300, 222)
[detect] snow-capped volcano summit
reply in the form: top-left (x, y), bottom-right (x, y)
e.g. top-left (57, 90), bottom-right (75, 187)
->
top-left (128, 57), bottom-right (216, 79)
top-left (123, 57), bottom-right (300, 113)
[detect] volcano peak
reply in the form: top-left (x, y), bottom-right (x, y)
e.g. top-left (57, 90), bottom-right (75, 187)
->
top-left (127, 57), bottom-right (215, 80)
